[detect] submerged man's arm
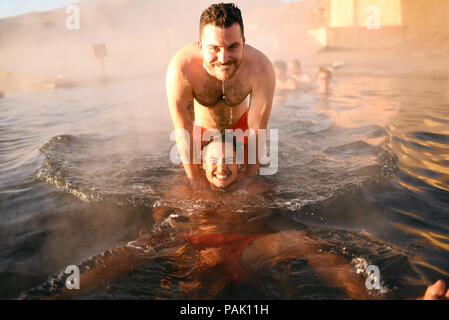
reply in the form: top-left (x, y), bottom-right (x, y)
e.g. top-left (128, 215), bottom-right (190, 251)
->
top-left (166, 51), bottom-right (210, 191)
top-left (240, 230), bottom-right (370, 299)
top-left (48, 243), bottom-right (148, 299)
top-left (247, 53), bottom-right (276, 176)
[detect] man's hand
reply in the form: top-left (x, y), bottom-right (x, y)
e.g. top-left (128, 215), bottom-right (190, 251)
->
top-left (420, 280), bottom-right (449, 300)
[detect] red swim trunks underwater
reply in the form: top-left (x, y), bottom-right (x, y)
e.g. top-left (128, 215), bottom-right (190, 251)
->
top-left (184, 232), bottom-right (263, 282)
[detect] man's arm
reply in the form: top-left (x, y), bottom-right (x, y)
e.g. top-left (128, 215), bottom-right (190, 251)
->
top-left (247, 54), bottom-right (276, 176)
top-left (240, 231), bottom-right (371, 299)
top-left (166, 52), bottom-right (209, 190)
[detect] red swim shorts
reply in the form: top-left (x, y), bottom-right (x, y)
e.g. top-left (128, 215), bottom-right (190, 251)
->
top-left (184, 232), bottom-right (263, 282)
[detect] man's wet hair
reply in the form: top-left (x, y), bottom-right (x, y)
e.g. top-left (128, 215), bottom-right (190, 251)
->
top-left (200, 3), bottom-right (244, 38)
top-left (273, 60), bottom-right (288, 72)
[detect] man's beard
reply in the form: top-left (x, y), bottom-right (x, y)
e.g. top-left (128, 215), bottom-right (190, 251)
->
top-left (210, 59), bottom-right (240, 80)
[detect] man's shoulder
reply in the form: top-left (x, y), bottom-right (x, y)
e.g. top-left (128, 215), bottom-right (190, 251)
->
top-left (242, 45), bottom-right (275, 91)
top-left (244, 45), bottom-right (274, 74)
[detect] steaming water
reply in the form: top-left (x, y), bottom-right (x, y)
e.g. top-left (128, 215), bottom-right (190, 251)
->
top-left (1, 75), bottom-right (448, 299)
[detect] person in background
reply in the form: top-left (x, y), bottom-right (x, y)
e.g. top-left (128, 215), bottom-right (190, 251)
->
top-left (273, 60), bottom-right (298, 92)
top-left (317, 67), bottom-right (332, 94)
top-left (289, 59), bottom-right (311, 84)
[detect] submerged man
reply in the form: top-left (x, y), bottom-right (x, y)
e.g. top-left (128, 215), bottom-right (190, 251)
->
top-left (41, 137), bottom-right (447, 299)
top-left (46, 138), bottom-right (367, 299)
top-left (166, 3), bottom-right (275, 191)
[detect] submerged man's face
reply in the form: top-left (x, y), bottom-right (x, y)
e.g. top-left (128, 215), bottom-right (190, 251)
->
top-left (199, 23), bottom-right (245, 81)
top-left (203, 142), bottom-right (240, 189)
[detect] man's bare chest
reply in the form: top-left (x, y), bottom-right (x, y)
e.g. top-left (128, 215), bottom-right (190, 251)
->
top-left (192, 77), bottom-right (251, 107)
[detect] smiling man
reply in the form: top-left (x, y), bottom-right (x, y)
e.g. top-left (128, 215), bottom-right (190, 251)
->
top-left (166, 3), bottom-right (276, 191)
top-left (202, 138), bottom-right (241, 189)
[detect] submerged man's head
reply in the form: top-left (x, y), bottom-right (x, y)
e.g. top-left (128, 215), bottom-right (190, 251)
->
top-left (198, 3), bottom-right (245, 81)
top-left (202, 136), bottom-right (242, 189)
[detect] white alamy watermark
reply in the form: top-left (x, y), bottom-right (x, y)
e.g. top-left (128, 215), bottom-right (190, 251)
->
top-left (365, 264), bottom-right (381, 290)
top-left (365, 5), bottom-right (380, 30)
top-left (353, 258), bottom-right (386, 293)
top-left (65, 265), bottom-right (80, 290)
top-left (65, 5), bottom-right (80, 30)
top-left (170, 128), bottom-right (278, 175)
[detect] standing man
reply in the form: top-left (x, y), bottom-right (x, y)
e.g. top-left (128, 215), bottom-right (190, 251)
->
top-left (166, 3), bottom-right (275, 191)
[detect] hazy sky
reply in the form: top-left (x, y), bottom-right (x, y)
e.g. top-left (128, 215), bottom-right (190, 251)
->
top-left (0, 0), bottom-right (80, 19)
top-left (0, 0), bottom-right (300, 19)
